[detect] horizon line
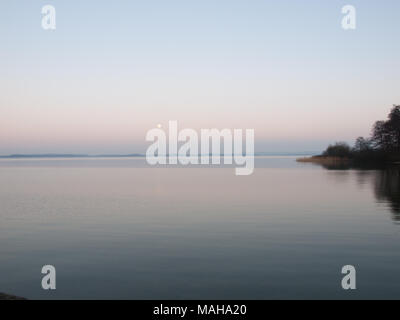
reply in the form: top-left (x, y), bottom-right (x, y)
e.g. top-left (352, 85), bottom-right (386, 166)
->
top-left (0, 151), bottom-right (319, 159)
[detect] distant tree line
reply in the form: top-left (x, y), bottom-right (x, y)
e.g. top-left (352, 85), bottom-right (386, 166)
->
top-left (322, 105), bottom-right (400, 165)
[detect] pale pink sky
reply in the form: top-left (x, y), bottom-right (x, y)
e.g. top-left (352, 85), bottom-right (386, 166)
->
top-left (1, 1), bottom-right (399, 154)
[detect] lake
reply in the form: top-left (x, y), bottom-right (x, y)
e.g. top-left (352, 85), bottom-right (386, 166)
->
top-left (0, 156), bottom-right (399, 299)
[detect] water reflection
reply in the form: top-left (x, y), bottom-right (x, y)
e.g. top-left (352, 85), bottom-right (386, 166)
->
top-left (2, 159), bottom-right (400, 299)
top-left (373, 168), bottom-right (400, 222)
top-left (305, 161), bottom-right (400, 223)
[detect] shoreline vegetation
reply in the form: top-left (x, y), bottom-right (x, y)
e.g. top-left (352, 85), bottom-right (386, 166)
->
top-left (297, 105), bottom-right (400, 169)
top-left (297, 156), bottom-right (351, 166)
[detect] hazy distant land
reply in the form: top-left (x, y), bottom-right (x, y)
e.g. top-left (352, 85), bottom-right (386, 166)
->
top-left (0, 152), bottom-right (316, 159)
top-left (0, 153), bottom-right (144, 159)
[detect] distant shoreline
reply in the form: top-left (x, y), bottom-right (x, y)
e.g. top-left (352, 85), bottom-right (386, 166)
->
top-left (0, 152), bottom-right (317, 159)
top-left (0, 154), bottom-right (144, 159)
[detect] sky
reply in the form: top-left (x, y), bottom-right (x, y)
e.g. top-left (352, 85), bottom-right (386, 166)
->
top-left (0, 0), bottom-right (399, 154)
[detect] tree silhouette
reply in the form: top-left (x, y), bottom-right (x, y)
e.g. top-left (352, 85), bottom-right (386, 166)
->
top-left (354, 137), bottom-right (372, 152)
top-left (322, 142), bottom-right (352, 158)
top-left (371, 105), bottom-right (400, 151)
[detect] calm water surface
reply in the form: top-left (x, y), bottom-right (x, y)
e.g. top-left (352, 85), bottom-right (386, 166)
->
top-left (0, 157), bottom-right (399, 299)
